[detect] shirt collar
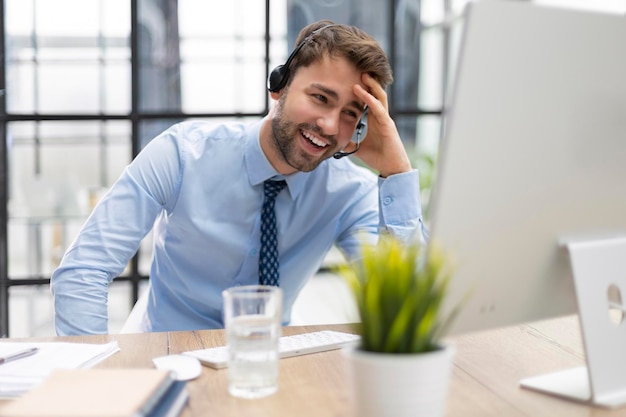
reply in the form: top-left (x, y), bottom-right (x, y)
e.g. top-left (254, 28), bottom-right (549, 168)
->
top-left (244, 118), bottom-right (310, 200)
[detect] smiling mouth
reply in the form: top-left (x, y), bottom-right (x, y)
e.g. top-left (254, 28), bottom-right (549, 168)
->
top-left (300, 129), bottom-right (329, 149)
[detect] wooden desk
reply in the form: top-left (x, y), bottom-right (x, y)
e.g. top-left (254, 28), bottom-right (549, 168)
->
top-left (2, 317), bottom-right (626, 416)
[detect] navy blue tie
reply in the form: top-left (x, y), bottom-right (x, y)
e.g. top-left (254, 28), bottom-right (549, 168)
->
top-left (259, 180), bottom-right (287, 286)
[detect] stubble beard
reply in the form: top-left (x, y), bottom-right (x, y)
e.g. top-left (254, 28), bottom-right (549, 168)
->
top-left (271, 98), bottom-right (335, 173)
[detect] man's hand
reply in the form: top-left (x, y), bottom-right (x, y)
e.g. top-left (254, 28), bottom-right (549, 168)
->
top-left (351, 73), bottom-right (412, 178)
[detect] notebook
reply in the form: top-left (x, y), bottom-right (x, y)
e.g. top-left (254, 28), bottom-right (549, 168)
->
top-left (0, 341), bottom-right (120, 398)
top-left (0, 368), bottom-right (188, 417)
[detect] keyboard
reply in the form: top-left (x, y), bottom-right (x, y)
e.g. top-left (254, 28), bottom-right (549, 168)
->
top-left (183, 330), bottom-right (361, 369)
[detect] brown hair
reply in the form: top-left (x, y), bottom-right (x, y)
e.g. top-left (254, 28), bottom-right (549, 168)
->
top-left (287, 20), bottom-right (393, 89)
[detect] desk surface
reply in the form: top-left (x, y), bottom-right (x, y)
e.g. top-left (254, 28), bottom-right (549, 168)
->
top-left (2, 316), bottom-right (626, 416)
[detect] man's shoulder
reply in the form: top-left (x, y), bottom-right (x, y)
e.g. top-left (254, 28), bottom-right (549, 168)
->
top-left (172, 119), bottom-right (252, 143)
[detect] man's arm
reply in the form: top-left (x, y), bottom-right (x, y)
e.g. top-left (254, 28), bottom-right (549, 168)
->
top-left (51, 127), bottom-right (184, 335)
top-left (334, 167), bottom-right (425, 266)
top-left (356, 73), bottom-right (426, 241)
top-left (351, 73), bottom-right (413, 179)
top-left (377, 170), bottom-right (425, 242)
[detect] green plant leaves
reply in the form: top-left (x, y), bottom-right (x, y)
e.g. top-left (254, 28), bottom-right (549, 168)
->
top-left (337, 235), bottom-right (459, 354)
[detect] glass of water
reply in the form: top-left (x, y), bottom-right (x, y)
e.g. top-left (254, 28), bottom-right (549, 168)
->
top-left (222, 285), bottom-right (283, 399)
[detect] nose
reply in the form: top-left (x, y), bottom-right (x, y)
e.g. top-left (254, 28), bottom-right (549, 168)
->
top-left (317, 110), bottom-right (340, 137)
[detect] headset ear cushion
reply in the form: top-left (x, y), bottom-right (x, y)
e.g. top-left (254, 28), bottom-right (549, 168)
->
top-left (268, 65), bottom-right (289, 92)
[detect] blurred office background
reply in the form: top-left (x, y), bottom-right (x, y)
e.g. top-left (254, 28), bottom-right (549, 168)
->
top-left (0, 0), bottom-right (623, 338)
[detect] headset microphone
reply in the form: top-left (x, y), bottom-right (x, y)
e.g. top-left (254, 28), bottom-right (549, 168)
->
top-left (333, 108), bottom-right (368, 159)
top-left (333, 121), bottom-right (363, 159)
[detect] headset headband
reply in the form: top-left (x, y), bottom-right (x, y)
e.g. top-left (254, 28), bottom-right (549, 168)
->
top-left (267, 24), bottom-right (338, 93)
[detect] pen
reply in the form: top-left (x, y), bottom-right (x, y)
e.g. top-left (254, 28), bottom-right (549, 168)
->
top-left (0, 347), bottom-right (39, 365)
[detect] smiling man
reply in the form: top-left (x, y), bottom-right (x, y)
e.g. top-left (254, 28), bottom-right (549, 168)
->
top-left (51, 20), bottom-right (425, 335)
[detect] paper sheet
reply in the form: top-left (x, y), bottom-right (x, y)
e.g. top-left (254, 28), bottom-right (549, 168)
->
top-left (0, 341), bottom-right (119, 397)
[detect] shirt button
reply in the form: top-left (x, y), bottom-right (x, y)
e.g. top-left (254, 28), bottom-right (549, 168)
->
top-left (250, 249), bottom-right (258, 256)
top-left (383, 197), bottom-right (393, 205)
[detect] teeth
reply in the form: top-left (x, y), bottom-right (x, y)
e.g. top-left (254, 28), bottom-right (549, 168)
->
top-left (302, 130), bottom-right (327, 147)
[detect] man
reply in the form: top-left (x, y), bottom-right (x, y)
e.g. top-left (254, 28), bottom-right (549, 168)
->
top-left (51, 20), bottom-right (425, 335)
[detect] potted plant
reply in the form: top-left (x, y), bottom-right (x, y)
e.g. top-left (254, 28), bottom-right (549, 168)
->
top-left (336, 234), bottom-right (462, 417)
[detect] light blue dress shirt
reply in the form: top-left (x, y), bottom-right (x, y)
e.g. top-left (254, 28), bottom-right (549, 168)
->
top-left (51, 119), bottom-right (423, 335)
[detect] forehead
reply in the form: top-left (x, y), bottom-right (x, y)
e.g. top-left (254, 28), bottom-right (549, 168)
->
top-left (291, 55), bottom-right (366, 106)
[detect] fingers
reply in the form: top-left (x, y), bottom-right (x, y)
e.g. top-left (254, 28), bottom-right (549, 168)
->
top-left (353, 85), bottom-right (384, 121)
top-left (361, 73), bottom-right (388, 110)
top-left (351, 74), bottom-right (412, 177)
top-left (354, 80), bottom-right (392, 132)
top-left (353, 74), bottom-right (389, 122)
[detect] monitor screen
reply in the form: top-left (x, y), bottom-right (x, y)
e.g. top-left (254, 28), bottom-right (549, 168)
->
top-left (430, 0), bottom-right (626, 336)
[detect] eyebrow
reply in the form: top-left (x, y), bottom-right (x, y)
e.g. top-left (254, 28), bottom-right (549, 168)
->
top-left (311, 83), bottom-right (365, 113)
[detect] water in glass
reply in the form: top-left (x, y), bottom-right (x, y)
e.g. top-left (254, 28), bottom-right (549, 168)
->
top-left (227, 314), bottom-right (280, 398)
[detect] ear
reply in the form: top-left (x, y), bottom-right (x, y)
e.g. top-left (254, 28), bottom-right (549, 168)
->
top-left (270, 90), bottom-right (281, 101)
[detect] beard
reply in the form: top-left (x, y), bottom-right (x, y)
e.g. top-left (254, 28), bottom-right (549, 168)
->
top-left (270, 97), bottom-right (337, 173)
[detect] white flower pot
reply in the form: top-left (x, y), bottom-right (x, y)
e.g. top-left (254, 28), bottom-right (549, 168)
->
top-left (343, 344), bottom-right (455, 417)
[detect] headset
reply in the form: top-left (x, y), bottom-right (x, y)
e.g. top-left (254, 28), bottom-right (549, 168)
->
top-left (267, 24), bottom-right (368, 160)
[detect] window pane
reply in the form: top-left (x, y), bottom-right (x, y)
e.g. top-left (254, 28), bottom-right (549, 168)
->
top-left (396, 115), bottom-right (440, 158)
top-left (451, 0), bottom-right (473, 15)
top-left (179, 0), bottom-right (266, 37)
top-left (35, 1), bottom-right (100, 37)
top-left (102, 0), bottom-right (131, 38)
top-left (8, 121), bottom-right (130, 202)
top-left (6, 62), bottom-right (35, 113)
top-left (445, 17), bottom-right (466, 105)
top-left (8, 218), bottom-right (85, 279)
top-left (394, 2), bottom-right (421, 110)
top-left (140, 0), bottom-right (270, 113)
top-left (418, 28), bottom-right (444, 110)
top-left (8, 286), bottom-right (54, 338)
top-left (138, 0), bottom-right (181, 113)
top-left (5, 0), bottom-right (130, 114)
top-left (421, 0), bottom-right (445, 25)
top-left (103, 63), bottom-right (132, 114)
top-left (5, 0), bottom-right (34, 36)
top-left (395, 26), bottom-right (444, 111)
top-left (8, 122), bottom-right (130, 217)
top-left (416, 115), bottom-right (442, 159)
top-left (8, 120), bottom-right (131, 279)
top-left (180, 58), bottom-right (266, 114)
top-left (396, 114), bottom-right (442, 218)
top-left (38, 63), bottom-right (101, 113)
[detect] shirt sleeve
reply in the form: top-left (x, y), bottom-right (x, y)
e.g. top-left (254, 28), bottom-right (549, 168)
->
top-left (50, 125), bottom-right (184, 335)
top-left (335, 168), bottom-right (426, 262)
top-left (377, 169), bottom-right (427, 242)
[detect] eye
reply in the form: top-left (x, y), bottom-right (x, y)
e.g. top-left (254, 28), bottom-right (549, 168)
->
top-left (344, 110), bottom-right (359, 120)
top-left (313, 94), bottom-right (328, 104)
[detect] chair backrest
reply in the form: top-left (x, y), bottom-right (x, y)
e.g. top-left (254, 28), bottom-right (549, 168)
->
top-left (120, 282), bottom-right (151, 334)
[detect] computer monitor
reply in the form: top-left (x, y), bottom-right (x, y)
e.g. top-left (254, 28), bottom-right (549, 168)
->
top-left (428, 0), bottom-right (626, 407)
